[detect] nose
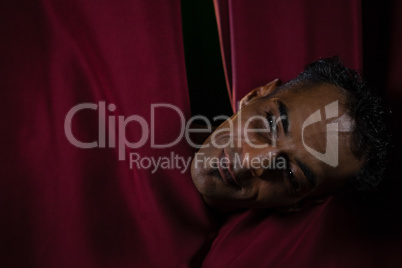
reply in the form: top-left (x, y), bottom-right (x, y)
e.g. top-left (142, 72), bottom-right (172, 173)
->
top-left (237, 139), bottom-right (283, 178)
top-left (224, 113), bottom-right (286, 180)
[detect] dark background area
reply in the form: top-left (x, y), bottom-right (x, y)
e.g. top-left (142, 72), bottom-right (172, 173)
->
top-left (181, 0), bottom-right (232, 125)
top-left (361, 0), bottom-right (402, 236)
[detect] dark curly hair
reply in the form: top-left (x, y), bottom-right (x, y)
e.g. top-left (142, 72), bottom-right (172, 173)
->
top-left (281, 56), bottom-right (390, 193)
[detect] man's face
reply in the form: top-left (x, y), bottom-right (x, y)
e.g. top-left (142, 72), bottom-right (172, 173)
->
top-left (191, 83), bottom-right (363, 209)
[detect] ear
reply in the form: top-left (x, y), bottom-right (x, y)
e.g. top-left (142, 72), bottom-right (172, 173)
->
top-left (239, 79), bottom-right (280, 109)
top-left (276, 197), bottom-right (328, 213)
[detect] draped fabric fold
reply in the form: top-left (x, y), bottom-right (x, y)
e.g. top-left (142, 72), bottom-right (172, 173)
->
top-left (214, 0), bottom-right (362, 112)
top-left (0, 1), bottom-right (216, 267)
top-left (1, 0), bottom-right (401, 267)
top-left (202, 196), bottom-right (393, 267)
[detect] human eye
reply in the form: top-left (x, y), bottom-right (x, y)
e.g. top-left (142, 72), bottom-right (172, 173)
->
top-left (279, 155), bottom-right (300, 191)
top-left (265, 112), bottom-right (277, 141)
top-left (285, 169), bottom-right (300, 190)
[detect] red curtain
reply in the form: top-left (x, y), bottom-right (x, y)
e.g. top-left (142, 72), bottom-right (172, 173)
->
top-left (0, 1), bottom-right (216, 267)
top-left (1, 0), bottom-right (401, 267)
top-left (214, 0), bottom-right (362, 112)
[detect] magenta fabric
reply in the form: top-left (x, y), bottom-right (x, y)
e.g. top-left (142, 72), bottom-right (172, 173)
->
top-left (204, 1), bottom-right (402, 267)
top-left (0, 1), bottom-right (216, 267)
top-left (203, 197), bottom-right (400, 267)
top-left (2, 0), bottom-right (401, 267)
top-left (214, 0), bottom-right (362, 112)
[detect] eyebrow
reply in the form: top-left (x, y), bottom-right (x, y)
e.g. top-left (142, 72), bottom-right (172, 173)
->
top-left (278, 101), bottom-right (289, 135)
top-left (296, 159), bottom-right (317, 187)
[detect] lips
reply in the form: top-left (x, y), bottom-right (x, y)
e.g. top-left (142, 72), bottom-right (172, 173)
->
top-left (218, 149), bottom-right (241, 187)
